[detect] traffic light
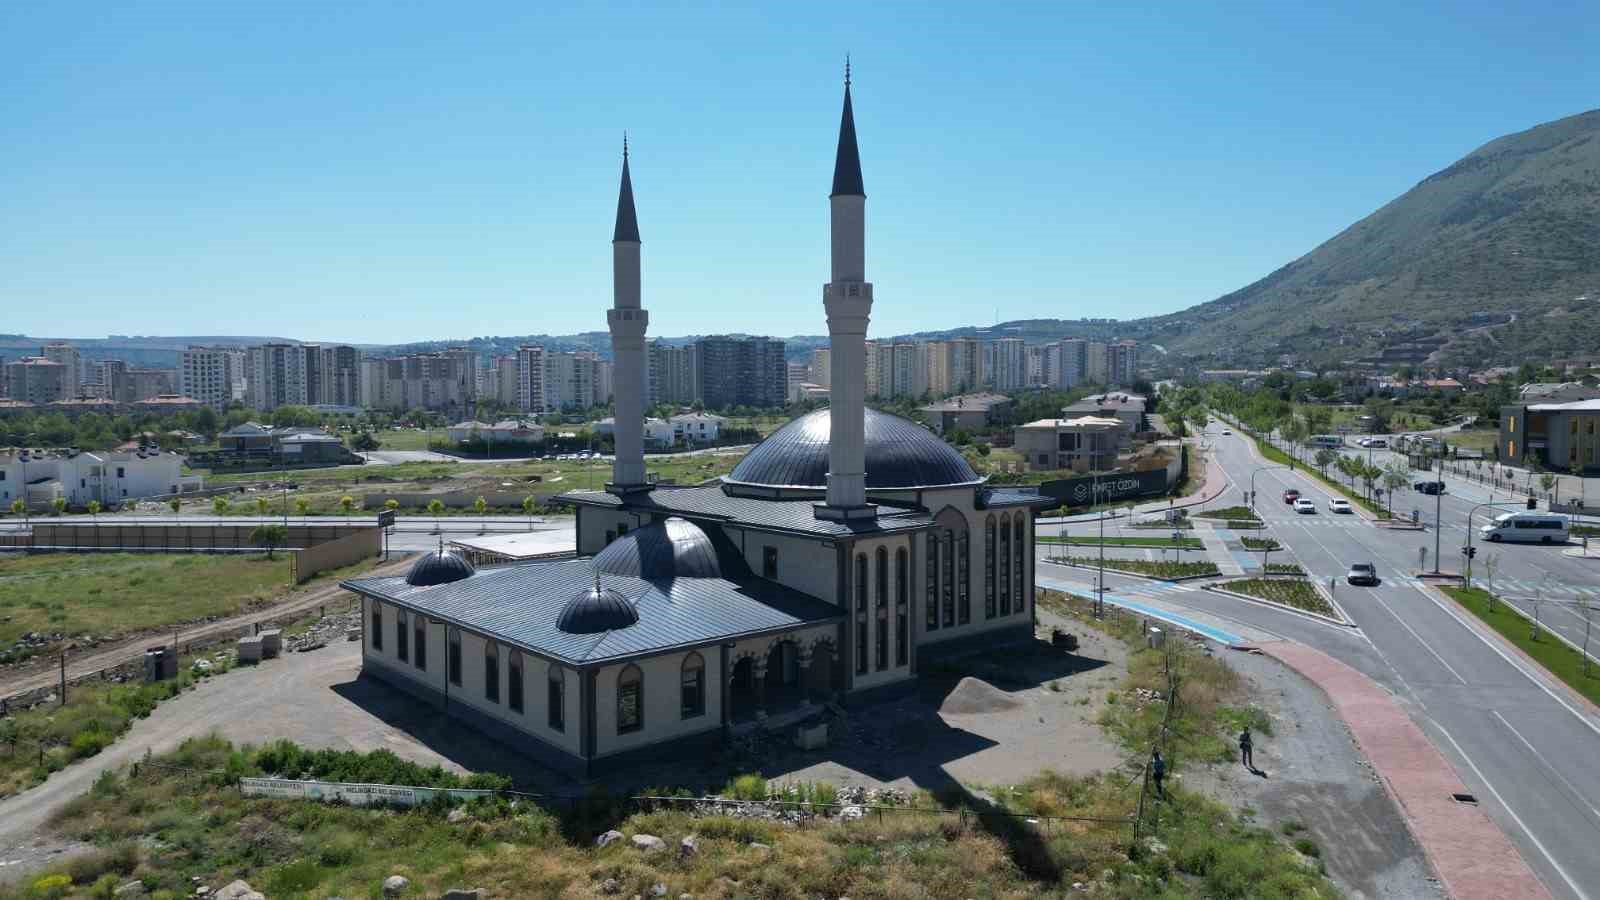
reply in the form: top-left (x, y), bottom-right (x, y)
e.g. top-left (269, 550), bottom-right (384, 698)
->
top-left (1526, 497), bottom-right (1538, 510)
top-left (1467, 546), bottom-right (1477, 559)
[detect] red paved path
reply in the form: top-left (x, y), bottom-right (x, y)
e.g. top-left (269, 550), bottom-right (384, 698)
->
top-left (1261, 641), bottom-right (1552, 900)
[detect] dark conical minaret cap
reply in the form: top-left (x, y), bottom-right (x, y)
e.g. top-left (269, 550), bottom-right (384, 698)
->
top-left (830, 58), bottom-right (865, 198)
top-left (613, 133), bottom-right (641, 243)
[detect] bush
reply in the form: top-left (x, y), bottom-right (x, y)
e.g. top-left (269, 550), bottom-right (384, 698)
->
top-left (64, 843), bottom-right (138, 885)
top-left (726, 773), bottom-right (768, 801)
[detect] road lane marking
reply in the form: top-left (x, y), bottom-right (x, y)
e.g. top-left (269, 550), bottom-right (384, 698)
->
top-left (1433, 720), bottom-right (1592, 900)
top-left (1490, 710), bottom-right (1600, 827)
top-left (1363, 587), bottom-right (1468, 685)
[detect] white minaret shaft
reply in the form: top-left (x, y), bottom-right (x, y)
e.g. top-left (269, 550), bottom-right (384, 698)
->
top-left (820, 69), bottom-right (875, 518)
top-left (608, 139), bottom-right (649, 493)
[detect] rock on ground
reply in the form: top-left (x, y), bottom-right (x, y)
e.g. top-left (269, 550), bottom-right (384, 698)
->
top-left (631, 834), bottom-right (667, 852)
top-left (212, 882), bottom-right (265, 900)
top-left (596, 829), bottom-right (625, 848)
top-left (382, 875), bottom-right (410, 896)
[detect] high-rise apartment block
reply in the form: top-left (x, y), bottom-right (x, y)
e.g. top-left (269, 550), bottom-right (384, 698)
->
top-left (246, 343), bottom-right (308, 412)
top-left (4, 357), bottom-right (67, 404)
top-left (647, 341), bottom-right (699, 406)
top-left (180, 347), bottom-right (237, 412)
top-left (808, 348), bottom-right (832, 389)
top-left (696, 336), bottom-right (786, 409)
top-left (42, 343), bottom-right (82, 398)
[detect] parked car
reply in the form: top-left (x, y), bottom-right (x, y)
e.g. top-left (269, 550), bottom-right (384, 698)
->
top-left (1294, 498), bottom-right (1316, 514)
top-left (1329, 498), bottom-right (1353, 514)
top-left (1347, 563), bottom-right (1379, 586)
top-left (1222, 429), bottom-right (1233, 435)
top-left (1414, 481), bottom-right (1445, 495)
top-left (1282, 489), bottom-right (1301, 503)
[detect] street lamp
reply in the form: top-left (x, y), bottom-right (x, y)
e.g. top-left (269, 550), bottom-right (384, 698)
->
top-left (1461, 500), bottom-right (1523, 584)
top-left (1250, 465), bottom-right (1290, 513)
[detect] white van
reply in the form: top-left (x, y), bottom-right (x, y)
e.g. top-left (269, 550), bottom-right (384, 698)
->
top-left (1480, 513), bottom-right (1570, 544)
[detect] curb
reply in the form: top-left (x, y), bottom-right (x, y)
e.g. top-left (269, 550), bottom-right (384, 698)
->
top-left (1202, 584), bottom-right (1354, 629)
top-left (1039, 559), bottom-right (1219, 583)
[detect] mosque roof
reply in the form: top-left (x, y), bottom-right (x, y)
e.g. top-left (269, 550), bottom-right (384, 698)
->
top-left (725, 408), bottom-right (980, 492)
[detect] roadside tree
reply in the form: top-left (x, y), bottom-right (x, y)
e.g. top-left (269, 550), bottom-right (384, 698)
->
top-left (250, 523), bottom-right (289, 560)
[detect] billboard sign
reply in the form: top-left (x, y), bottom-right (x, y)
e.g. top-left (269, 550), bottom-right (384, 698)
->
top-left (1038, 468), bottom-right (1169, 509)
top-left (239, 777), bottom-right (494, 808)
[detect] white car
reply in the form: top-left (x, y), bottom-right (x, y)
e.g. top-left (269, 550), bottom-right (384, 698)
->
top-left (1329, 498), bottom-right (1353, 514)
top-left (1293, 498), bottom-right (1316, 514)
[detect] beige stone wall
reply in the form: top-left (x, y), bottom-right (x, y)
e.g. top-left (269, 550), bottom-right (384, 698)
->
top-left (291, 527), bottom-right (380, 583)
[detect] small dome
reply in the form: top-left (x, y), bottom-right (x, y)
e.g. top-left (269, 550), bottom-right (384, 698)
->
top-left (405, 550), bottom-right (476, 587)
top-left (726, 408), bottom-right (980, 492)
top-left (557, 584), bottom-right (639, 634)
top-left (593, 517), bottom-right (722, 581)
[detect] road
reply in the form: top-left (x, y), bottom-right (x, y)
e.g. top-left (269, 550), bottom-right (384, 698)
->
top-left (1065, 425), bottom-right (1600, 900)
top-left (1184, 422), bottom-right (1600, 896)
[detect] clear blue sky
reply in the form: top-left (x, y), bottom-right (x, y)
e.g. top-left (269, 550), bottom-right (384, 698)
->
top-left (3, 2), bottom-right (1597, 345)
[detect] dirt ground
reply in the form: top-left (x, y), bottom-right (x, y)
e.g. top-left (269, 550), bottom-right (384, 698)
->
top-left (1185, 648), bottom-right (1443, 900)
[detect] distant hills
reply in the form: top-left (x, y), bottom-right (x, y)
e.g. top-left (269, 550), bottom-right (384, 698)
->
top-left (1140, 108), bottom-right (1600, 369)
top-left (13, 110), bottom-right (1600, 374)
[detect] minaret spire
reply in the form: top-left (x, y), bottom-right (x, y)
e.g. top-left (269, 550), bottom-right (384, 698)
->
top-left (607, 137), bottom-right (649, 494)
top-left (817, 67), bottom-right (875, 521)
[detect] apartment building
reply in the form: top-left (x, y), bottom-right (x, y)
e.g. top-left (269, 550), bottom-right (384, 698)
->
top-left (180, 347), bottom-right (238, 411)
top-left (4, 357), bottom-right (68, 404)
top-left (1106, 340), bottom-right (1138, 387)
top-left (648, 341), bottom-right (699, 406)
top-left (808, 348), bottom-right (831, 389)
top-left (246, 343), bottom-right (309, 411)
top-left (988, 338), bottom-right (1027, 391)
top-left (515, 345), bottom-right (546, 414)
top-left (42, 343), bottom-right (82, 398)
top-left (696, 336), bottom-right (786, 409)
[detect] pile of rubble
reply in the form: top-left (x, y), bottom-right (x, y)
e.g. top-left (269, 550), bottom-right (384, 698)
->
top-left (1130, 687), bottom-right (1165, 706)
top-left (0, 630), bottom-right (67, 665)
top-left (285, 609), bottom-right (361, 653)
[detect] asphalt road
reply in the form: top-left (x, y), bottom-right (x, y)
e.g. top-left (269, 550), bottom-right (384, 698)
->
top-left (1160, 426), bottom-right (1600, 900)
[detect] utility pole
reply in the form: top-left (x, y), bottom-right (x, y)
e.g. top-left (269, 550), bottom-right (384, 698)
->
top-left (58, 651), bottom-right (66, 706)
top-left (1432, 453), bottom-right (1443, 574)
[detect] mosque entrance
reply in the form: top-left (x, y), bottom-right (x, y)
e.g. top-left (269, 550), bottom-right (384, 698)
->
top-left (729, 638), bottom-right (826, 724)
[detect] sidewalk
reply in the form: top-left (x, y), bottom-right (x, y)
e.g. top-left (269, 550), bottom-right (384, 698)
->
top-left (1192, 520), bottom-right (1247, 575)
top-left (1261, 642), bottom-right (1552, 900)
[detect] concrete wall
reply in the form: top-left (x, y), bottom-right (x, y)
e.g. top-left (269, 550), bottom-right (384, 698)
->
top-left (917, 488), bottom-right (1032, 651)
top-left (841, 533), bottom-right (917, 693)
top-left (3, 522), bottom-right (376, 551)
top-left (361, 491), bottom-right (560, 510)
top-left (292, 527), bottom-right (380, 583)
top-left (592, 645), bottom-right (723, 759)
top-left (725, 526), bottom-right (841, 604)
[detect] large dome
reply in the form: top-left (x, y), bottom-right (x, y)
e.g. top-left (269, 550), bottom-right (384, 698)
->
top-left (726, 408), bottom-right (981, 492)
top-left (593, 517), bottom-right (724, 580)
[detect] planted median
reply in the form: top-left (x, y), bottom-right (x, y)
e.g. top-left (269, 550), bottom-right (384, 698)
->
top-left (1056, 557), bottom-right (1220, 579)
top-left (1440, 586), bottom-right (1600, 707)
top-left (1218, 578), bottom-right (1341, 622)
top-left (1038, 535), bottom-right (1204, 550)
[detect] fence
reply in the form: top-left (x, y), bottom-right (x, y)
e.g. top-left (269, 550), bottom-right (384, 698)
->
top-left (0, 521), bottom-right (378, 552)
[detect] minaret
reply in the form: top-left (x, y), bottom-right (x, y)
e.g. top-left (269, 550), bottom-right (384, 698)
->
top-left (817, 62), bottom-right (876, 520)
top-left (607, 136), bottom-right (649, 493)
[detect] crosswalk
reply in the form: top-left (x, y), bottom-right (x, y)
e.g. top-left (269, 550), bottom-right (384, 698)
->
top-left (1478, 575), bottom-right (1599, 601)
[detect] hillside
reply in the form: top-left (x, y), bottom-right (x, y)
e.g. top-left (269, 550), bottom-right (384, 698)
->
top-left (1148, 108), bottom-right (1600, 368)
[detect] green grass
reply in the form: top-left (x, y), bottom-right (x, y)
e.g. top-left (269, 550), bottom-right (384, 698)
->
top-left (1195, 505), bottom-right (1261, 523)
top-left (1441, 586), bottom-right (1600, 707)
top-left (1240, 536), bottom-right (1280, 551)
top-left (1056, 556), bottom-right (1220, 579)
top-left (1265, 563), bottom-right (1306, 576)
top-left (1221, 578), bottom-right (1339, 620)
top-left (0, 650), bottom-right (235, 799)
top-left (0, 554), bottom-right (291, 654)
top-left (1038, 535), bottom-right (1204, 550)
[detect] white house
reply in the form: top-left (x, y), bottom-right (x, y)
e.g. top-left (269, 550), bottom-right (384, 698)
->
top-left (669, 413), bottom-right (727, 445)
top-left (447, 419), bottom-right (547, 445)
top-left (0, 447), bottom-right (199, 510)
top-left (594, 417), bottom-right (674, 448)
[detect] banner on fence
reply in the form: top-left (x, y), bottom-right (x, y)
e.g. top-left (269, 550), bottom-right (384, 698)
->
top-left (239, 777), bottom-right (494, 808)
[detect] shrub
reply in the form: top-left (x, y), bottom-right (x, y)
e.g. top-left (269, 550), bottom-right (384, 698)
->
top-left (70, 728), bottom-right (114, 760)
top-left (266, 858), bottom-right (324, 894)
top-left (1293, 837), bottom-right (1321, 858)
top-left (726, 773), bottom-right (768, 800)
top-left (64, 843), bottom-right (138, 885)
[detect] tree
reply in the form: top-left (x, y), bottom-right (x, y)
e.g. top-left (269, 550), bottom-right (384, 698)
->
top-left (340, 495), bottom-right (355, 515)
top-left (1539, 473), bottom-right (1557, 501)
top-left (250, 523), bottom-right (289, 559)
top-left (384, 498), bottom-right (400, 515)
top-left (522, 495), bottom-right (537, 529)
top-left (1381, 461), bottom-right (1409, 516)
top-left (1314, 449), bottom-right (1336, 478)
top-left (168, 497), bottom-right (182, 517)
top-left (1360, 462), bottom-right (1380, 501)
top-left (352, 431), bottom-right (381, 452)
top-left (9, 499), bottom-right (23, 520)
top-left (256, 496), bottom-right (270, 517)
top-left (213, 496), bottom-right (230, 516)
top-left (427, 499), bottom-right (446, 533)
top-left (86, 500), bottom-right (100, 524)
top-left (473, 496), bottom-right (487, 516)
top-left (51, 497), bottom-right (66, 517)
top-left (295, 498), bottom-right (311, 517)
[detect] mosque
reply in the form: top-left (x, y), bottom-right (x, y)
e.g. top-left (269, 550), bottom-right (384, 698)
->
top-left (343, 72), bottom-right (1050, 776)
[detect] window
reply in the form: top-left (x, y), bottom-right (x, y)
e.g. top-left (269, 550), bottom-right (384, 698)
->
top-left (414, 616), bottom-right (427, 671)
top-left (681, 652), bottom-right (705, 718)
top-left (484, 641), bottom-right (500, 703)
top-left (875, 547), bottom-right (889, 671)
top-left (548, 665), bottom-right (565, 731)
top-left (508, 650), bottom-right (524, 712)
top-left (957, 531), bottom-right (970, 625)
top-left (985, 517), bottom-right (997, 619)
top-left (925, 533), bottom-right (939, 631)
top-left (896, 548), bottom-right (909, 666)
top-left (395, 610), bottom-right (408, 663)
top-left (117, 467), bottom-right (125, 478)
top-left (617, 664), bottom-right (643, 733)
top-left (856, 554), bottom-right (869, 675)
top-left (1508, 418), bottom-right (1515, 433)
top-left (999, 516), bottom-right (1011, 615)
top-left (448, 627), bottom-right (462, 686)
top-left (1013, 518), bottom-right (1025, 615)
top-left (942, 531), bottom-right (955, 628)
top-left (617, 523), bottom-right (628, 538)
top-left (370, 602), bottom-right (383, 651)
top-left (763, 546), bottom-right (778, 579)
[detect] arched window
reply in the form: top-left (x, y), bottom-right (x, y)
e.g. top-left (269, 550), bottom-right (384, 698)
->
top-left (855, 554), bottom-right (869, 675)
top-left (895, 548), bottom-right (909, 666)
top-left (508, 649), bottom-right (524, 713)
top-left (447, 627), bottom-right (462, 686)
top-left (985, 516), bottom-right (997, 619)
top-left (370, 601), bottom-right (383, 651)
top-left (413, 615), bottom-right (427, 671)
top-left (617, 664), bottom-right (643, 734)
top-left (925, 533), bottom-right (939, 631)
top-left (957, 530), bottom-right (971, 625)
top-left (875, 547), bottom-right (889, 671)
top-left (547, 664), bottom-right (565, 732)
top-left (484, 640), bottom-right (500, 703)
top-left (1013, 517), bottom-right (1026, 615)
top-left (395, 609), bottom-right (408, 663)
top-left (999, 515), bottom-right (1011, 615)
top-left (942, 531), bottom-right (955, 628)
top-left (681, 652), bottom-right (705, 719)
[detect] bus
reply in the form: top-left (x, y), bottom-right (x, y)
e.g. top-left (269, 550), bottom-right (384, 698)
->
top-left (1479, 512), bottom-right (1570, 544)
top-left (1308, 435), bottom-right (1343, 449)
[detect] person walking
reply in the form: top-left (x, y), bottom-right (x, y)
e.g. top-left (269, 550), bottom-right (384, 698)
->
top-left (1239, 726), bottom-right (1255, 770)
top-left (1151, 749), bottom-right (1167, 800)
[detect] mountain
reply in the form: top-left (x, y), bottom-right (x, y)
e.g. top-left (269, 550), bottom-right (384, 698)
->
top-left (1145, 109), bottom-right (1600, 369)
